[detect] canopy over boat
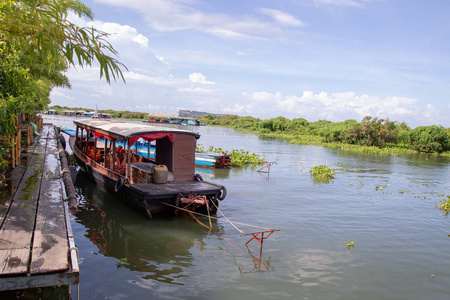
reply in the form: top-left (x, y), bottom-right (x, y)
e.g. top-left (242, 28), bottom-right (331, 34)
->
top-left (73, 119), bottom-right (200, 146)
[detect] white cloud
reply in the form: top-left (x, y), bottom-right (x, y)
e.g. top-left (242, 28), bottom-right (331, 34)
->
top-left (424, 104), bottom-right (437, 118)
top-left (178, 87), bottom-right (214, 94)
top-left (222, 103), bottom-right (246, 114)
top-left (236, 50), bottom-right (250, 56)
top-left (243, 91), bottom-right (282, 102)
top-left (49, 89), bottom-right (75, 100)
top-left (94, 0), bottom-right (299, 40)
top-left (189, 73), bottom-right (215, 84)
top-left (243, 90), bottom-right (428, 123)
top-left (132, 34), bottom-right (149, 48)
top-left (313, 0), bottom-right (375, 7)
top-left (70, 13), bottom-right (148, 47)
top-left (97, 85), bottom-right (113, 96)
top-left (259, 8), bottom-right (305, 27)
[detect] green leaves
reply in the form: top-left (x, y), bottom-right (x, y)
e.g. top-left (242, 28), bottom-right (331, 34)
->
top-left (1, 0), bottom-right (126, 84)
top-left (0, 0), bottom-right (127, 170)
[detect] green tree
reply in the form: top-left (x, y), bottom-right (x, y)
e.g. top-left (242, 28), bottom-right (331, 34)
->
top-left (320, 119), bottom-right (359, 144)
top-left (1, 0), bottom-right (125, 83)
top-left (0, 0), bottom-right (127, 170)
top-left (357, 116), bottom-right (398, 147)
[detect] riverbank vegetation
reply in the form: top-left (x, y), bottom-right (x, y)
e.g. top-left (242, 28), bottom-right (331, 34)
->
top-left (198, 115), bottom-right (450, 156)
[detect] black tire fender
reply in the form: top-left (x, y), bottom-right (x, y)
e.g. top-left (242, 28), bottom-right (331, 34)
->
top-left (115, 177), bottom-right (125, 192)
top-left (195, 173), bottom-right (203, 181)
top-left (218, 185), bottom-right (226, 201)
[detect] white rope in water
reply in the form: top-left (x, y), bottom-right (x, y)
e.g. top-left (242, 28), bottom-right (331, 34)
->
top-left (209, 199), bottom-right (244, 234)
top-left (161, 201), bottom-right (275, 232)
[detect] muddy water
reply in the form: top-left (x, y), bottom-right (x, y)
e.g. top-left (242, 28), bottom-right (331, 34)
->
top-left (46, 115), bottom-right (450, 300)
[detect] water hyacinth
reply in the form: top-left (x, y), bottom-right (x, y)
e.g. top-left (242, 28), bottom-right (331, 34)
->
top-left (309, 165), bottom-right (335, 180)
top-left (196, 144), bottom-right (266, 167)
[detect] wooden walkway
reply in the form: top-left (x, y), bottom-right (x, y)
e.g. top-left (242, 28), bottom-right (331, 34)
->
top-left (0, 124), bottom-right (79, 291)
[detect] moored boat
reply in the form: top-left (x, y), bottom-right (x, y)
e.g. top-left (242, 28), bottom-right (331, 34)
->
top-left (69, 119), bottom-right (226, 219)
top-left (63, 128), bottom-right (231, 168)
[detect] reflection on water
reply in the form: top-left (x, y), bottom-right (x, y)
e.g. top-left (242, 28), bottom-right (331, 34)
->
top-left (74, 170), bottom-right (206, 285)
top-left (195, 166), bottom-right (231, 179)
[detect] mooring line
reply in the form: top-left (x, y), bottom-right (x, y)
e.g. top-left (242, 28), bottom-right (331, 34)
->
top-left (161, 201), bottom-right (275, 232)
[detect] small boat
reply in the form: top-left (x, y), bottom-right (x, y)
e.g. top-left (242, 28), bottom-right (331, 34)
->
top-left (69, 119), bottom-right (226, 219)
top-left (91, 105), bottom-right (99, 119)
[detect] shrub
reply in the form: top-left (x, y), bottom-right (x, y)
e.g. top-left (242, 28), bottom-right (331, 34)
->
top-left (407, 125), bottom-right (449, 153)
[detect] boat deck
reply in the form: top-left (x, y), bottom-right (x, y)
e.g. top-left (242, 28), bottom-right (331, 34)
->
top-left (131, 180), bottom-right (223, 197)
top-left (0, 125), bottom-right (78, 291)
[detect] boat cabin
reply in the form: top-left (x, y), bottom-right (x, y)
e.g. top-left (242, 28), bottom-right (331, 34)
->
top-left (73, 119), bottom-right (200, 184)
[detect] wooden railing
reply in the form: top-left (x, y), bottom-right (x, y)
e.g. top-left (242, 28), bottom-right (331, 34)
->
top-left (0, 116), bottom-right (43, 170)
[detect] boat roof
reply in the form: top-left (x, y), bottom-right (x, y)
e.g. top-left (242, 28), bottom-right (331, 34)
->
top-left (73, 119), bottom-right (200, 140)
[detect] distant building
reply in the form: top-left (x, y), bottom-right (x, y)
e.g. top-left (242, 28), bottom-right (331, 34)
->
top-left (62, 110), bottom-right (76, 116)
top-left (147, 111), bottom-right (200, 125)
top-left (178, 110), bottom-right (192, 117)
top-left (45, 109), bottom-right (58, 115)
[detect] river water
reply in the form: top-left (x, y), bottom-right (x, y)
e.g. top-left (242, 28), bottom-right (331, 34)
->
top-left (45, 115), bottom-right (450, 300)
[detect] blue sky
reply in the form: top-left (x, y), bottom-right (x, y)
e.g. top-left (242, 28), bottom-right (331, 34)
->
top-left (50, 0), bottom-right (450, 127)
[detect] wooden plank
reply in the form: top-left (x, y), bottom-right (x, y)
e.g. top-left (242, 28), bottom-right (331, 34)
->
top-left (0, 133), bottom-right (47, 275)
top-left (0, 164), bottom-right (27, 226)
top-left (30, 149), bottom-right (70, 274)
top-left (30, 198), bottom-right (69, 274)
top-left (0, 198), bottom-right (39, 275)
top-left (0, 271), bottom-right (78, 291)
top-left (0, 248), bottom-right (31, 276)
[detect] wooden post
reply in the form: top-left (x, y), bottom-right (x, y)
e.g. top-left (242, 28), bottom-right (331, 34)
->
top-left (112, 141), bottom-right (116, 171)
top-left (75, 126), bottom-right (79, 150)
top-left (104, 138), bottom-right (108, 167)
top-left (126, 141), bottom-right (131, 179)
top-left (10, 136), bottom-right (16, 169)
top-left (15, 130), bottom-right (21, 166)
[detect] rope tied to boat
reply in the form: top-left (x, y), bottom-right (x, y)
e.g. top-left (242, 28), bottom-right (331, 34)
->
top-left (208, 198), bottom-right (245, 234)
top-left (161, 199), bottom-right (279, 235)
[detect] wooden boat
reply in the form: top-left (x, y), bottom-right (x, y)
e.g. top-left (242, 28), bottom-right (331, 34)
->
top-left (63, 128), bottom-right (231, 168)
top-left (69, 119), bottom-right (226, 219)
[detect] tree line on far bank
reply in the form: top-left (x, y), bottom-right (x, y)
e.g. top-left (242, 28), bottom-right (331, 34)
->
top-left (198, 114), bottom-right (450, 154)
top-left (48, 105), bottom-right (148, 120)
